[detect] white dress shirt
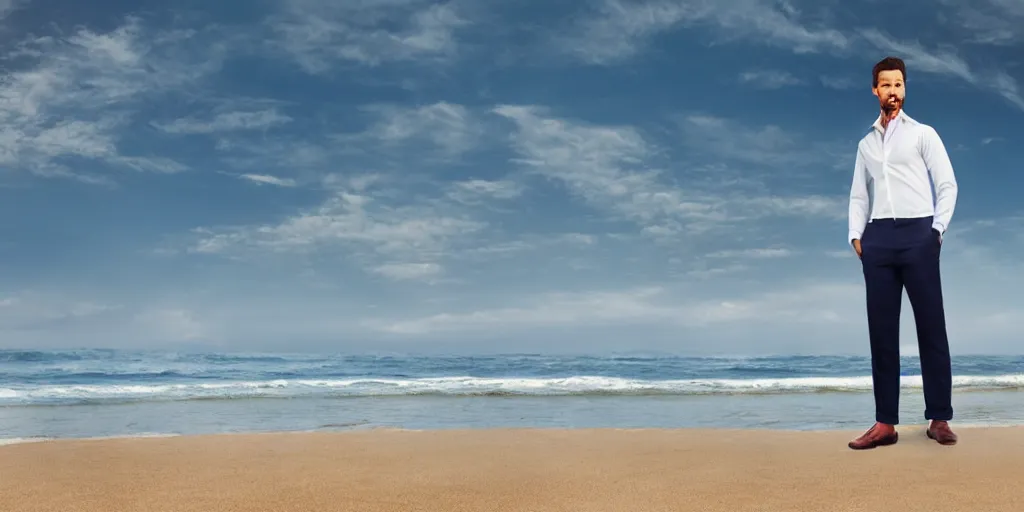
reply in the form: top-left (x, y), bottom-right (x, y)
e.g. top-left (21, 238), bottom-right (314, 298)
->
top-left (848, 109), bottom-right (958, 244)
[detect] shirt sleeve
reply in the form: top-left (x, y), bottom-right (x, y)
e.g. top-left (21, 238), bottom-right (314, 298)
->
top-left (920, 126), bottom-right (958, 234)
top-left (848, 146), bottom-right (870, 244)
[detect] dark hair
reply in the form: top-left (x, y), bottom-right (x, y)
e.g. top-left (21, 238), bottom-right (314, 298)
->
top-left (873, 56), bottom-right (906, 87)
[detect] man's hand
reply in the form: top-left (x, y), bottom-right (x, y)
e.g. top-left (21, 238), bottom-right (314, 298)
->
top-left (852, 239), bottom-right (862, 258)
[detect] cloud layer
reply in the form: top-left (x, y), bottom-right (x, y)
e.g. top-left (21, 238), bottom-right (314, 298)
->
top-left (1, 0), bottom-right (1023, 355)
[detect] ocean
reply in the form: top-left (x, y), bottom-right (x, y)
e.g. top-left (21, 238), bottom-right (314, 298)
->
top-left (2, 349), bottom-right (1023, 443)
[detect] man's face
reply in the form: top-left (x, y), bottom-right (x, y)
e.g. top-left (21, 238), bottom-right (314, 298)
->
top-left (872, 69), bottom-right (905, 113)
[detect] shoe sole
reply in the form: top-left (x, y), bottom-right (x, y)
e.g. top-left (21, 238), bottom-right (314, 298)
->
top-left (926, 429), bottom-right (957, 445)
top-left (848, 435), bottom-right (898, 450)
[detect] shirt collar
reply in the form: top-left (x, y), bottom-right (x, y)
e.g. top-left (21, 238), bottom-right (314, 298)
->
top-left (872, 109), bottom-right (914, 132)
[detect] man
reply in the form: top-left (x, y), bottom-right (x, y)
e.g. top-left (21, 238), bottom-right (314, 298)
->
top-left (847, 56), bottom-right (959, 450)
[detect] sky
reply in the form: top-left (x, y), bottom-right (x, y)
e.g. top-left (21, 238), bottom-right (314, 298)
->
top-left (1, 0), bottom-right (1022, 356)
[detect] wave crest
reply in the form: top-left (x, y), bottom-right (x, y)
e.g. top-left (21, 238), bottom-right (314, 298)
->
top-left (2, 374), bottom-right (1023, 405)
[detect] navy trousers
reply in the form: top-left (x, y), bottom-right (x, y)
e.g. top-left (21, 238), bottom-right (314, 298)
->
top-left (860, 216), bottom-right (953, 425)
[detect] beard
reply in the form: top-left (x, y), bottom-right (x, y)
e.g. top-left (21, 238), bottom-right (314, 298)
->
top-left (881, 95), bottom-right (902, 113)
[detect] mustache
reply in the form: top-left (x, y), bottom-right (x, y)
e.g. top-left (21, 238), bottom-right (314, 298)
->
top-left (882, 96), bottom-right (902, 110)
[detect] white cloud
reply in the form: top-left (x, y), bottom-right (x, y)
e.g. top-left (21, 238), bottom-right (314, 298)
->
top-left (494, 105), bottom-right (848, 237)
top-left (115, 156), bottom-right (188, 174)
top-left (706, 248), bottom-right (795, 258)
top-left (860, 29), bottom-right (972, 82)
top-left (820, 75), bottom-right (857, 90)
top-left (991, 70), bottom-right (1024, 111)
top-left (685, 262), bottom-right (750, 279)
top-left (154, 109), bottom-right (292, 134)
top-left (364, 281), bottom-right (861, 335)
top-left (1, 0), bottom-right (1023, 358)
top-left (447, 179), bottom-right (523, 204)
top-left (271, 0), bottom-right (466, 72)
top-left (557, 0), bottom-right (696, 63)
top-left (214, 137), bottom-right (334, 177)
top-left (494, 104), bottom-right (714, 235)
top-left (238, 174), bottom-right (297, 187)
top-left (189, 181), bottom-right (485, 277)
top-left (747, 195), bottom-right (847, 219)
top-left (678, 114), bottom-right (846, 172)
top-left (860, 28), bottom-right (1024, 110)
top-left (560, 0), bottom-right (848, 64)
top-left (940, 0), bottom-right (1024, 46)
top-left (453, 232), bottom-right (600, 263)
top-left (738, 69), bottom-right (803, 88)
top-left (704, 0), bottom-right (849, 53)
top-left (352, 251), bottom-right (1024, 352)
top-left (0, 17), bottom-right (226, 182)
top-left (559, 1), bottom-right (1023, 111)
top-left (353, 101), bottom-right (480, 157)
top-left (372, 262), bottom-right (442, 281)
top-left (561, 233), bottom-right (596, 245)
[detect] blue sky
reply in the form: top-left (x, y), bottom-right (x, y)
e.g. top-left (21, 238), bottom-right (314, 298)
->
top-left (1, 0), bottom-right (1022, 355)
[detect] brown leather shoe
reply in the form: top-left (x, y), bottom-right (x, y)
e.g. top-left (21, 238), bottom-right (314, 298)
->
top-left (848, 423), bottom-right (898, 450)
top-left (926, 421), bottom-right (958, 445)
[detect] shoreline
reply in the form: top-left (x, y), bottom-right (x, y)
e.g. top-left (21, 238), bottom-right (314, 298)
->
top-left (4, 426), bottom-right (1024, 511)
top-left (3, 420), bottom-right (1023, 446)
top-left (4, 420), bottom-right (1024, 448)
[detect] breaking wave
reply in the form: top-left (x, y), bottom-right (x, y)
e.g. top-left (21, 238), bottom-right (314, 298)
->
top-left (3, 374), bottom-right (1023, 406)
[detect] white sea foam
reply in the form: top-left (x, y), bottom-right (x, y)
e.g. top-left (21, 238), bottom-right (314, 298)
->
top-left (1, 374), bottom-right (1023, 405)
top-left (0, 437), bottom-right (50, 446)
top-left (0, 433), bottom-right (181, 446)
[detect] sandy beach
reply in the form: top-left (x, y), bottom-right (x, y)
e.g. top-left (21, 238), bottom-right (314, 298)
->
top-left (2, 426), bottom-right (1022, 511)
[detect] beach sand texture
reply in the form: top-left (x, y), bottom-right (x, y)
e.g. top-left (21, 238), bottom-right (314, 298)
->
top-left (2, 427), bottom-right (1022, 512)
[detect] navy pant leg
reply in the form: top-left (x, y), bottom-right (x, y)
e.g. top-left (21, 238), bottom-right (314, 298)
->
top-left (860, 223), bottom-right (903, 425)
top-left (902, 227), bottom-right (954, 421)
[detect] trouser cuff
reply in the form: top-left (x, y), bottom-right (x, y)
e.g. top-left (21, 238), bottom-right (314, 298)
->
top-left (875, 414), bottom-right (899, 425)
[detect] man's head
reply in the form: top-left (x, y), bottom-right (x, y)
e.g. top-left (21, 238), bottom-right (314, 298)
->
top-left (872, 56), bottom-right (906, 116)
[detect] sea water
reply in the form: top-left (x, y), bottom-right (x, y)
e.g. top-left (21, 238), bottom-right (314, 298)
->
top-left (2, 349), bottom-right (1023, 442)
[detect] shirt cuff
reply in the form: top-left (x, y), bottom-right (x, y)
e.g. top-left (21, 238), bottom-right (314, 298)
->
top-left (848, 230), bottom-right (862, 245)
top-left (932, 222), bottom-right (945, 234)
